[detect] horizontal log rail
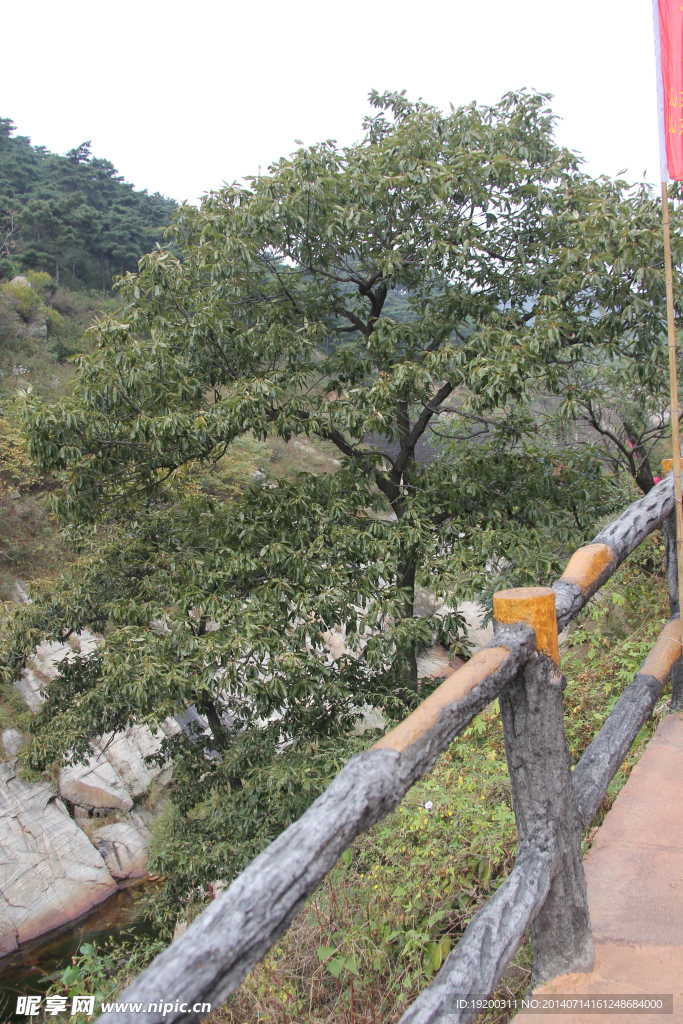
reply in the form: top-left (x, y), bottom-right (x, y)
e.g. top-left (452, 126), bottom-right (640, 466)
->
top-left (553, 474), bottom-right (675, 629)
top-left (572, 615), bottom-right (681, 827)
top-left (99, 473), bottom-right (682, 1024)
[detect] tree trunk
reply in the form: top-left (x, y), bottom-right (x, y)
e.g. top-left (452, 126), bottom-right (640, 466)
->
top-left (398, 550), bottom-right (418, 693)
top-left (202, 699), bottom-right (225, 743)
top-left (624, 425), bottom-right (655, 493)
top-left (634, 456), bottom-right (655, 494)
top-left (54, 257), bottom-right (59, 286)
top-left (395, 468), bottom-right (418, 694)
top-left (101, 252), bottom-right (106, 294)
top-left (71, 259), bottom-right (76, 284)
top-left (393, 412), bottom-right (419, 696)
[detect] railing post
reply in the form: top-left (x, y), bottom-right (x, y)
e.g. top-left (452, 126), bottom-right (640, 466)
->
top-left (662, 458), bottom-right (683, 711)
top-left (493, 587), bottom-right (594, 987)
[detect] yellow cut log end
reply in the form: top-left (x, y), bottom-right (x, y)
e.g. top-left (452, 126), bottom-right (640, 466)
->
top-left (493, 586), bottom-right (559, 665)
top-left (640, 618), bottom-right (682, 683)
top-left (560, 543), bottom-right (615, 596)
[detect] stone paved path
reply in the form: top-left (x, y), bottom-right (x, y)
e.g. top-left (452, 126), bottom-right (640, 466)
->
top-left (524, 713), bottom-right (683, 1023)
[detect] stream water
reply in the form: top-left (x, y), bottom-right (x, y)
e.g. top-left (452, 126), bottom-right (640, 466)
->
top-left (0, 878), bottom-right (162, 1022)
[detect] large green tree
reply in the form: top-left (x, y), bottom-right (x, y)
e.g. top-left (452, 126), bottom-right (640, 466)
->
top-left (4, 90), bottom-right (676, 904)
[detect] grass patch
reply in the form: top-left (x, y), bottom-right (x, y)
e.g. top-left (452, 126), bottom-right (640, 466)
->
top-left (186, 433), bottom-right (343, 499)
top-left (0, 490), bottom-right (73, 602)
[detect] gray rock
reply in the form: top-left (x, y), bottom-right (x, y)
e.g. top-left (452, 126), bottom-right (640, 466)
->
top-left (11, 579), bottom-right (31, 605)
top-left (92, 822), bottom-right (149, 880)
top-left (27, 323), bottom-right (47, 340)
top-left (130, 809), bottom-right (153, 839)
top-left (14, 626), bottom-right (103, 708)
top-left (13, 671), bottom-right (47, 710)
top-left (1, 730), bottom-right (24, 757)
top-left (13, 634), bottom-right (175, 826)
top-left (413, 584), bottom-right (443, 618)
top-left (160, 716), bottom-right (181, 738)
top-left (59, 751), bottom-right (133, 812)
top-left (93, 723), bottom-right (172, 800)
top-left (0, 760), bottom-right (116, 955)
top-left (458, 601), bottom-right (495, 652)
top-left (9, 276), bottom-right (31, 288)
top-left (352, 705), bottom-right (386, 736)
top-left (13, 631), bottom-right (103, 712)
top-left (14, 639), bottom-right (74, 710)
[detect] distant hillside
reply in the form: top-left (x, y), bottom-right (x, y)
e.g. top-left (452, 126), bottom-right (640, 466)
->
top-left (0, 118), bottom-right (176, 290)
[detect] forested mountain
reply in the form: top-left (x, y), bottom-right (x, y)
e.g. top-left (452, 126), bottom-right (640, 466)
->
top-left (0, 118), bottom-right (176, 290)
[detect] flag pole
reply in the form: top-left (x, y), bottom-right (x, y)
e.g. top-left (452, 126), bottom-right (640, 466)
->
top-left (660, 180), bottom-right (683, 619)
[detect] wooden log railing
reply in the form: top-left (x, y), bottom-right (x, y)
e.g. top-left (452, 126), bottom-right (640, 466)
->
top-left (98, 474), bottom-right (683, 1024)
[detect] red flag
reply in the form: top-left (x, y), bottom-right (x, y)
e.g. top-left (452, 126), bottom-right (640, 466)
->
top-left (655, 0), bottom-right (683, 180)
top-left (654, 4), bottom-right (683, 655)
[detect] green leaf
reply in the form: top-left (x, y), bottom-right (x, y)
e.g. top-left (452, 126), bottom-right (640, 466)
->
top-left (631, 723), bottom-right (649, 749)
top-left (62, 965), bottom-right (80, 985)
top-left (326, 957), bottom-right (344, 979)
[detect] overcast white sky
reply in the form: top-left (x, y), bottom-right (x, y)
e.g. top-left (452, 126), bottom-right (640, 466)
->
top-left (3, 0), bottom-right (662, 204)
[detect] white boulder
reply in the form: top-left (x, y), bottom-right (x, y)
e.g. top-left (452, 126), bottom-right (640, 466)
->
top-left (1, 730), bottom-right (24, 756)
top-left (93, 719), bottom-right (177, 800)
top-left (13, 633), bottom-right (99, 711)
top-left (11, 579), bottom-right (31, 604)
top-left (58, 750), bottom-right (133, 812)
top-left (0, 760), bottom-right (116, 955)
top-left (92, 822), bottom-right (149, 880)
top-left (130, 808), bottom-right (153, 838)
top-left (458, 601), bottom-right (495, 651)
top-left (30, 639), bottom-right (74, 681)
top-left (13, 667), bottom-right (50, 710)
top-left (92, 727), bottom-right (161, 800)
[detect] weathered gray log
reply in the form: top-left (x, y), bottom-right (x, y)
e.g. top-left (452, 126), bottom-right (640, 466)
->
top-left (572, 616), bottom-right (681, 827)
top-left (592, 474), bottom-right (674, 566)
top-left (500, 652), bottom-right (593, 984)
top-left (571, 673), bottom-right (661, 827)
top-left (554, 475), bottom-right (674, 630)
top-left (97, 624), bottom-right (536, 1024)
top-left (397, 841), bottom-right (554, 1024)
top-left (662, 512), bottom-right (683, 710)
